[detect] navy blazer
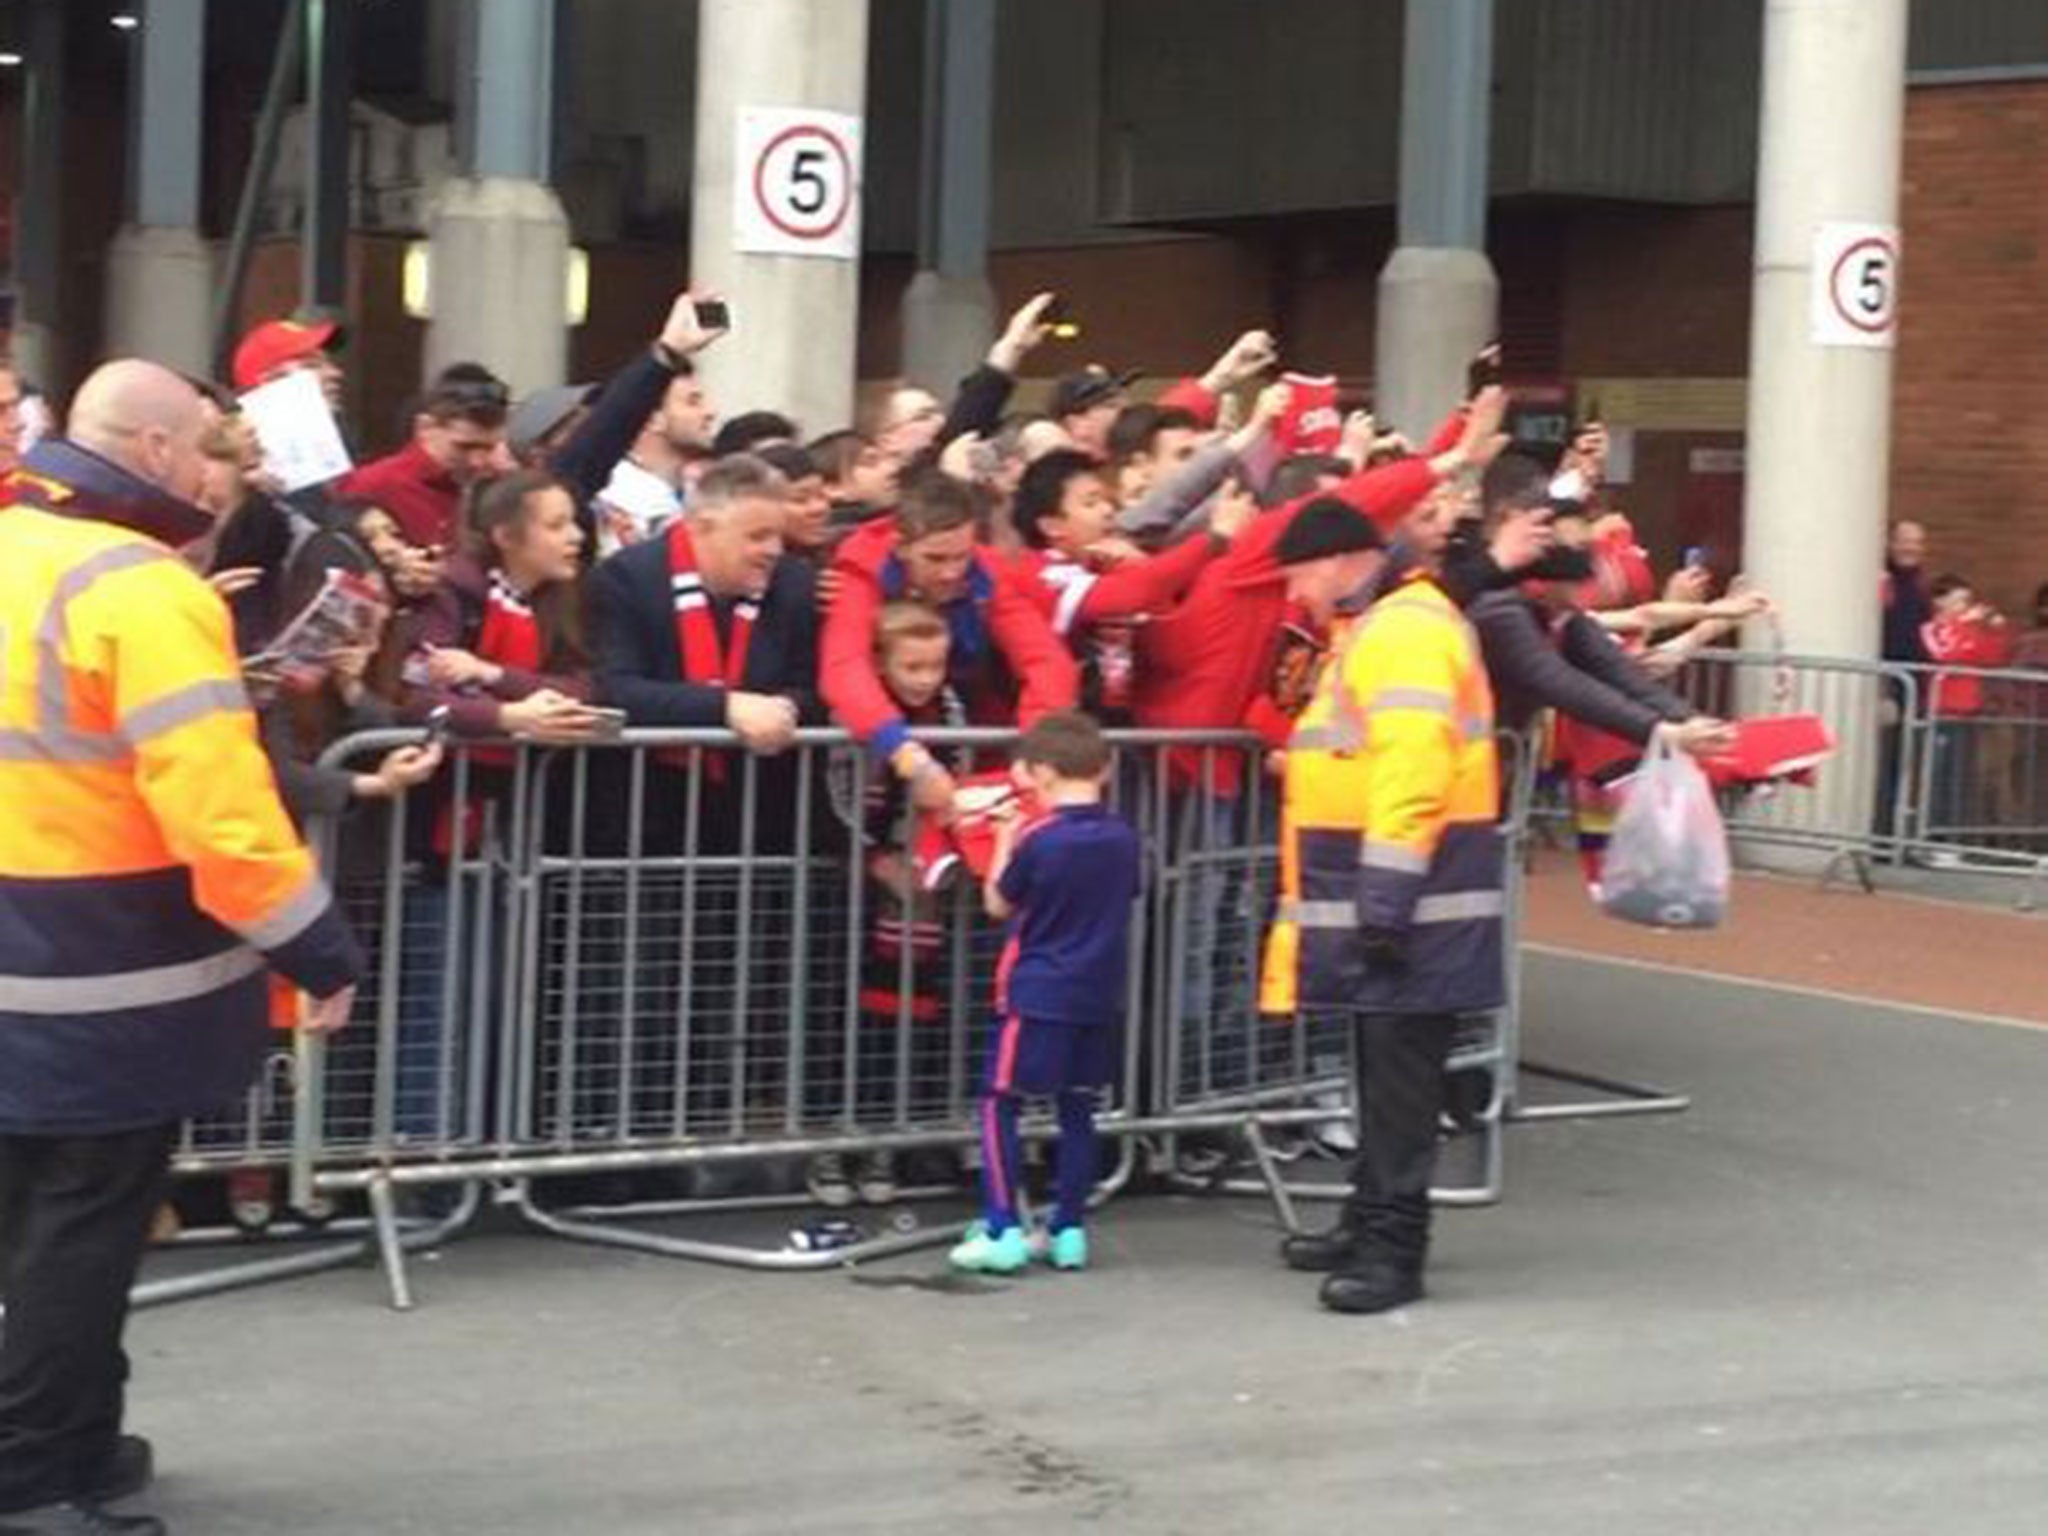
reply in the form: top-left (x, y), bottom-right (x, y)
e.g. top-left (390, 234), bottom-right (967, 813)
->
top-left (589, 537), bottom-right (823, 727)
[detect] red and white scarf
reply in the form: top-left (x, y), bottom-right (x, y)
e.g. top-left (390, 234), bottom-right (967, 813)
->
top-left (465, 571), bottom-right (544, 773)
top-left (669, 523), bottom-right (759, 779)
top-left (433, 570), bottom-right (539, 848)
top-left (669, 523), bottom-right (756, 687)
top-left (476, 571), bottom-right (544, 674)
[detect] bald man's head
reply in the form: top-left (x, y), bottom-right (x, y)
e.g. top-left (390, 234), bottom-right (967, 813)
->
top-left (69, 359), bottom-right (210, 507)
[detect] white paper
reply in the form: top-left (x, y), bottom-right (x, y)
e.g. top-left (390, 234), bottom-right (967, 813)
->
top-left (594, 458), bottom-right (683, 555)
top-left (237, 369), bottom-right (353, 493)
top-left (732, 107), bottom-right (864, 260)
top-left (1809, 222), bottom-right (1900, 349)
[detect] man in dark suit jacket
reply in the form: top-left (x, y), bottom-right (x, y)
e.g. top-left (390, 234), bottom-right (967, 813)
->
top-left (589, 453), bottom-right (820, 855)
top-left (581, 455), bottom-right (823, 1148)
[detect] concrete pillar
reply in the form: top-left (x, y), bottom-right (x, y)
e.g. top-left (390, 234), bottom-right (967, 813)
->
top-left (1738, 0), bottom-right (1909, 858)
top-left (1374, 0), bottom-right (1499, 438)
top-left (425, 0), bottom-right (569, 393)
top-left (900, 0), bottom-right (997, 395)
top-left (105, 0), bottom-right (212, 376)
top-left (14, 0), bottom-right (64, 393)
top-left (690, 0), bottom-right (870, 437)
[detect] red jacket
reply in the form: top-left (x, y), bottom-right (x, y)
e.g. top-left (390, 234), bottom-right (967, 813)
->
top-left (337, 440), bottom-right (462, 550)
top-left (1004, 531), bottom-right (1222, 638)
top-left (1921, 613), bottom-right (2010, 716)
top-left (1134, 454), bottom-right (1440, 792)
top-left (821, 518), bottom-right (1080, 761)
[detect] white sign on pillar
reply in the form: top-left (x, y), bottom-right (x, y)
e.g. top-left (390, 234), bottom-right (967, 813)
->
top-left (1809, 222), bottom-right (1900, 349)
top-left (732, 107), bottom-right (864, 260)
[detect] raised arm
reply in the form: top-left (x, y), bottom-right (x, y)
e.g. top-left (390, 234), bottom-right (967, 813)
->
top-left (552, 291), bottom-right (728, 503)
top-left (933, 292), bottom-right (1058, 450)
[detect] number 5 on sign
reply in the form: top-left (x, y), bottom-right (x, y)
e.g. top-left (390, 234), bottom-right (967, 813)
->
top-left (1810, 222), bottom-right (1900, 349)
top-left (733, 107), bottom-right (864, 260)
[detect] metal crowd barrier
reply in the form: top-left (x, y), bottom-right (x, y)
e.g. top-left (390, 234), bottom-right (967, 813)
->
top-left (1669, 650), bottom-right (2048, 904)
top-left (1149, 727), bottom-right (1689, 1230)
top-left (149, 724), bottom-right (1695, 1309)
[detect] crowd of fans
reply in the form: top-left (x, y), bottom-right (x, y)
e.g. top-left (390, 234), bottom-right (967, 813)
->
top-left (1880, 518), bottom-right (2048, 846)
top-left (8, 289), bottom-right (2042, 1218)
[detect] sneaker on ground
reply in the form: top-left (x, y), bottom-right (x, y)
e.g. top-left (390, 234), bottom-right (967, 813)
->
top-left (806, 1152), bottom-right (855, 1209)
top-left (1048, 1226), bottom-right (1089, 1271)
top-left (226, 1169), bottom-right (274, 1232)
top-left (948, 1221), bottom-right (1030, 1274)
top-left (855, 1149), bottom-right (898, 1205)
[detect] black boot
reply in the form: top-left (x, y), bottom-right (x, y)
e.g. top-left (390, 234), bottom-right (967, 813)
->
top-left (82, 1438), bottom-right (153, 1507)
top-left (0, 1503), bottom-right (167, 1535)
top-left (1279, 1219), bottom-right (1364, 1273)
top-left (1319, 1258), bottom-right (1424, 1315)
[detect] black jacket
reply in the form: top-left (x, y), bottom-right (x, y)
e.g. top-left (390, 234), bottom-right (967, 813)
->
top-left (589, 539), bottom-right (822, 727)
top-left (1470, 590), bottom-right (1692, 742)
top-left (588, 540), bottom-right (824, 855)
top-left (1882, 560), bottom-right (1932, 665)
top-left (551, 348), bottom-right (681, 551)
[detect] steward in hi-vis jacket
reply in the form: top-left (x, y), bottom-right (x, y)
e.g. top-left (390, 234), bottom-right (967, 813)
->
top-left (1258, 494), bottom-right (1504, 1318)
top-left (0, 360), bottom-right (361, 1531)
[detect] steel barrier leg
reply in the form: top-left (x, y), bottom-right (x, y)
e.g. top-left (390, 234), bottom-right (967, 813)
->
top-left (1242, 1122), bottom-right (1302, 1235)
top-left (367, 1174), bottom-right (414, 1311)
top-left (1821, 847), bottom-right (1876, 895)
top-left (129, 1240), bottom-right (372, 1311)
top-left (1511, 1061), bottom-right (1691, 1121)
top-left (504, 1175), bottom-right (969, 1272)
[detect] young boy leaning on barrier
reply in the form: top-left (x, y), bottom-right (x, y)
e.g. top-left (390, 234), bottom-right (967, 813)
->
top-left (811, 601), bottom-right (962, 1209)
top-left (950, 711), bottom-right (1142, 1275)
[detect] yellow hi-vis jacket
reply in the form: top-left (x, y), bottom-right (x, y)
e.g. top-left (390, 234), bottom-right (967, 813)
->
top-left (1259, 570), bottom-right (1506, 1019)
top-left (0, 442), bottom-right (361, 1133)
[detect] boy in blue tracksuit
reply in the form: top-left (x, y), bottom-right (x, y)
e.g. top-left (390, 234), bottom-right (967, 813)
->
top-left (951, 711), bottom-right (1142, 1274)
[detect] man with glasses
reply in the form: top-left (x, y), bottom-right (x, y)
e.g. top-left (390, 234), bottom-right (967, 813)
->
top-left (338, 363), bottom-right (512, 553)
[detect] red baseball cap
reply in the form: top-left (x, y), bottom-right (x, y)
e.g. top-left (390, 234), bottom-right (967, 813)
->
top-left (231, 317), bottom-right (341, 392)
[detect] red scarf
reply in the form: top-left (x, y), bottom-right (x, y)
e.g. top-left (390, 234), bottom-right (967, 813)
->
top-left (669, 523), bottom-right (756, 686)
top-left (435, 571), bottom-right (541, 849)
top-left (668, 523), bottom-right (759, 779)
top-left (477, 571), bottom-right (545, 673)
top-left (474, 573), bottom-right (544, 769)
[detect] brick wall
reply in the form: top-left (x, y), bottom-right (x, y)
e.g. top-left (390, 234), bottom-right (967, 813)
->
top-left (1893, 78), bottom-right (2048, 620)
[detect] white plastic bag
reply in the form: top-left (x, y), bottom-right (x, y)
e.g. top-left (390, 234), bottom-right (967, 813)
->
top-left (1598, 734), bottom-right (1730, 929)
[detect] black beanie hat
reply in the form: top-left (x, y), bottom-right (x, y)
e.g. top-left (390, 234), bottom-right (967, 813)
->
top-left (1275, 497), bottom-right (1385, 567)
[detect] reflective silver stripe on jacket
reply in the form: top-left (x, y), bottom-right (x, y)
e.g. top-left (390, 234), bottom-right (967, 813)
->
top-left (0, 947), bottom-right (266, 1016)
top-left (1277, 899), bottom-right (1354, 930)
top-left (234, 876), bottom-right (334, 953)
top-left (118, 678), bottom-right (250, 748)
top-left (0, 729), bottom-right (127, 764)
top-left (1290, 723), bottom-right (1362, 752)
top-left (1412, 890), bottom-right (1505, 924)
top-left (3, 543), bottom-right (181, 763)
top-left (1368, 685), bottom-right (1455, 717)
top-left (1360, 841), bottom-right (1431, 874)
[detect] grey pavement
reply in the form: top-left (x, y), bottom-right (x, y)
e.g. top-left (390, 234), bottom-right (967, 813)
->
top-left (128, 952), bottom-right (2048, 1535)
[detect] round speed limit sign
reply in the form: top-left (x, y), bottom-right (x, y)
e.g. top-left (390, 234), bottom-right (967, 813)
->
top-left (734, 107), bottom-right (864, 260)
top-left (1810, 222), bottom-right (1900, 349)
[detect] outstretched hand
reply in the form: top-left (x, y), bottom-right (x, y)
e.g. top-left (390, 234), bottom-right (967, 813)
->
top-left (659, 289), bottom-right (730, 357)
top-left (989, 292), bottom-right (1058, 374)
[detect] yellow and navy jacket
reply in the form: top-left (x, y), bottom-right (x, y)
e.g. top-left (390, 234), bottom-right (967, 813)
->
top-left (0, 440), bottom-right (362, 1133)
top-left (1260, 570), bottom-right (1505, 1019)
